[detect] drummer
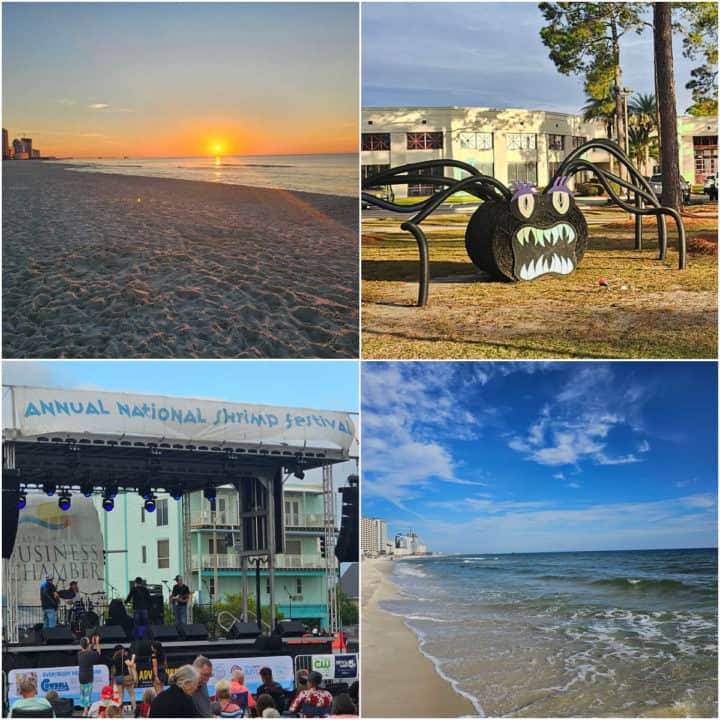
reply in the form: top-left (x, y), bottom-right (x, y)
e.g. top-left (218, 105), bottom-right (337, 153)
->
top-left (65, 581), bottom-right (83, 605)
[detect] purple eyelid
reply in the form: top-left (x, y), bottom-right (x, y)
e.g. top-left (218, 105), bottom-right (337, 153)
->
top-left (547, 176), bottom-right (574, 197)
top-left (511, 182), bottom-right (536, 202)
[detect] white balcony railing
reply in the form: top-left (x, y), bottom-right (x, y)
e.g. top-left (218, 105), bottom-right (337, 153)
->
top-left (285, 513), bottom-right (324, 527)
top-left (191, 554), bottom-right (325, 571)
top-left (190, 510), bottom-right (239, 526)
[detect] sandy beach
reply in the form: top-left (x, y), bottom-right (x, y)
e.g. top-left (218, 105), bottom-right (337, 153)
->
top-left (362, 557), bottom-right (477, 718)
top-left (3, 162), bottom-right (358, 358)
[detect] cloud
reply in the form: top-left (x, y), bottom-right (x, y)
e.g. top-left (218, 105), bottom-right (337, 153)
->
top-left (507, 365), bottom-right (652, 468)
top-left (553, 472), bottom-right (565, 480)
top-left (418, 494), bottom-right (718, 553)
top-left (566, 482), bottom-right (581, 489)
top-left (88, 103), bottom-right (110, 110)
top-left (57, 98), bottom-right (76, 106)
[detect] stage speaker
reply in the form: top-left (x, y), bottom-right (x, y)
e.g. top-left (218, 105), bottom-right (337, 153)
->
top-left (149, 624), bottom-right (179, 641)
top-left (98, 625), bottom-right (128, 643)
top-left (42, 626), bottom-right (75, 645)
top-left (227, 621), bottom-right (261, 640)
top-left (276, 620), bottom-right (306, 637)
top-left (178, 623), bottom-right (209, 641)
top-left (149, 594), bottom-right (164, 625)
top-left (254, 633), bottom-right (283, 651)
top-left (346, 639), bottom-right (359, 653)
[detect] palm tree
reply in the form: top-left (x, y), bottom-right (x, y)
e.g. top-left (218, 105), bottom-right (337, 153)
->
top-left (628, 93), bottom-right (658, 175)
top-left (581, 94), bottom-right (616, 140)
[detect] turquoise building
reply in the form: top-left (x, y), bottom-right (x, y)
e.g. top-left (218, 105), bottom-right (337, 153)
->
top-left (96, 480), bottom-right (333, 627)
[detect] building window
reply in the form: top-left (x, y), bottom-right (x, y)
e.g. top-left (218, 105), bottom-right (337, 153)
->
top-left (467, 162), bottom-right (494, 178)
top-left (266, 578), bottom-right (271, 594)
top-left (548, 134), bottom-right (565, 151)
top-left (286, 540), bottom-right (302, 555)
top-left (296, 578), bottom-right (303, 594)
top-left (458, 132), bottom-right (493, 150)
top-left (285, 499), bottom-right (301, 526)
top-left (156, 499), bottom-right (168, 527)
top-left (362, 133), bottom-right (391, 151)
top-left (207, 578), bottom-right (215, 598)
top-left (507, 162), bottom-right (538, 185)
top-left (408, 165), bottom-right (445, 196)
top-left (693, 135), bottom-right (718, 147)
top-left (362, 164), bottom-right (390, 182)
top-left (157, 540), bottom-right (170, 569)
top-left (141, 546), bottom-right (147, 564)
top-left (208, 538), bottom-right (227, 554)
top-left (506, 133), bottom-right (536, 151)
top-left (406, 131), bottom-right (443, 150)
top-left (572, 136), bottom-right (587, 148)
top-left (548, 162), bottom-right (562, 183)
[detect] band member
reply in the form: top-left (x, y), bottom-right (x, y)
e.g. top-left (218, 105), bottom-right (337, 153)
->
top-left (170, 575), bottom-right (191, 625)
top-left (125, 577), bottom-right (152, 638)
top-left (40, 574), bottom-right (60, 628)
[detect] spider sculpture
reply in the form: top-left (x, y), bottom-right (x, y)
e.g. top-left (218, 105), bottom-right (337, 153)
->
top-left (362, 139), bottom-right (686, 306)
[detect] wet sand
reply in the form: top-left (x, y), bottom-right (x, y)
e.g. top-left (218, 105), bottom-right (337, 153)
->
top-left (3, 162), bottom-right (358, 358)
top-left (362, 557), bottom-right (477, 718)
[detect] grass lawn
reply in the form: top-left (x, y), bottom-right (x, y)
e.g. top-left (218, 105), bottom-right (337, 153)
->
top-left (362, 204), bottom-right (718, 359)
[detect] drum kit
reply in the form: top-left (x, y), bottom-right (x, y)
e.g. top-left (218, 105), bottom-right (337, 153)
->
top-left (57, 586), bottom-right (106, 636)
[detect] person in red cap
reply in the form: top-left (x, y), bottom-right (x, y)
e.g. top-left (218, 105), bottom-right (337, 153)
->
top-left (88, 685), bottom-right (117, 717)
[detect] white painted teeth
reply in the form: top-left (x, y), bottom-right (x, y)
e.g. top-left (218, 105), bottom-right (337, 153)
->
top-left (518, 254), bottom-right (574, 280)
top-left (516, 223), bottom-right (576, 247)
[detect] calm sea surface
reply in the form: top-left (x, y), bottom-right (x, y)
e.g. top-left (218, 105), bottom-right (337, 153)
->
top-left (53, 154), bottom-right (357, 197)
top-left (381, 549), bottom-right (717, 717)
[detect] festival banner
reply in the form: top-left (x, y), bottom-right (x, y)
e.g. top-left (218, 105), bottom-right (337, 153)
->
top-left (5, 494), bottom-right (104, 606)
top-left (310, 653), bottom-right (358, 681)
top-left (4, 386), bottom-right (358, 455)
top-left (8, 664), bottom-right (109, 707)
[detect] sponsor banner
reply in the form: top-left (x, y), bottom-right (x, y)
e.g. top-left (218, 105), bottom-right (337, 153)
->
top-left (205, 655), bottom-right (295, 694)
top-left (310, 653), bottom-right (358, 681)
top-left (130, 654), bottom-right (295, 700)
top-left (4, 386), bottom-right (357, 454)
top-left (6, 494), bottom-right (104, 606)
top-left (8, 665), bottom-right (109, 707)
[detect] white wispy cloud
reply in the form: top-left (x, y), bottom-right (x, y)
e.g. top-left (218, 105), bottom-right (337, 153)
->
top-left (88, 103), bottom-right (110, 110)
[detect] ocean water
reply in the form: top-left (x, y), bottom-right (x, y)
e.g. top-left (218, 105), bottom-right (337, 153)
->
top-left (53, 153), bottom-right (357, 197)
top-left (381, 549), bottom-right (718, 718)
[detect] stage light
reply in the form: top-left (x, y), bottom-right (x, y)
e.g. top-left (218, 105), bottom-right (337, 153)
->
top-left (107, 483), bottom-right (118, 499)
top-left (102, 496), bottom-right (114, 512)
top-left (80, 481), bottom-right (93, 498)
top-left (58, 492), bottom-right (71, 511)
top-left (18, 490), bottom-right (27, 510)
top-left (144, 496), bottom-right (156, 513)
top-left (170, 486), bottom-right (183, 501)
top-left (43, 480), bottom-right (57, 496)
top-left (203, 485), bottom-right (216, 504)
top-left (294, 465), bottom-right (305, 480)
top-left (138, 485), bottom-right (152, 500)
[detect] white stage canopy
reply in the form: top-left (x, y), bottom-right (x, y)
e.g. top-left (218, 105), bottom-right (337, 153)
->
top-left (3, 385), bottom-right (358, 457)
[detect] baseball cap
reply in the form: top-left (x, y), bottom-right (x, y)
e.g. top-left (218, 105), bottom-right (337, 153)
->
top-left (101, 686), bottom-right (114, 700)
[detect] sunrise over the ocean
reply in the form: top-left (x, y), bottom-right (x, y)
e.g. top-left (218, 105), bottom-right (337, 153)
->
top-left (3, 3), bottom-right (357, 158)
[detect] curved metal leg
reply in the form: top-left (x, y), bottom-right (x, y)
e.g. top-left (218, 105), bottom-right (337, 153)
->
top-left (634, 193), bottom-right (643, 250)
top-left (658, 215), bottom-right (667, 260)
top-left (401, 221), bottom-right (429, 307)
top-left (664, 209), bottom-right (686, 269)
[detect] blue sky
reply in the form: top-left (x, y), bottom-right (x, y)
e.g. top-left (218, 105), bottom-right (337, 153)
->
top-left (363, 3), bottom-right (698, 114)
top-left (362, 362), bottom-right (718, 553)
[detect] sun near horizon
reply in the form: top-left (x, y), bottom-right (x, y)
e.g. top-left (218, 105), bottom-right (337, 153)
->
top-left (2, 3), bottom-right (358, 158)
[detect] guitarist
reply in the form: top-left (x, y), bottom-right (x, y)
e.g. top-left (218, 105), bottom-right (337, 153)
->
top-left (170, 575), bottom-right (190, 625)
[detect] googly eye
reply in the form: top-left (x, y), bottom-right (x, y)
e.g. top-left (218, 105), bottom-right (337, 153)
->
top-left (551, 191), bottom-right (570, 215)
top-left (516, 193), bottom-right (535, 219)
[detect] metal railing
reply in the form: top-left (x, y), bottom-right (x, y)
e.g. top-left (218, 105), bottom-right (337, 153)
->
top-left (191, 554), bottom-right (326, 571)
top-left (286, 513), bottom-right (324, 527)
top-left (190, 510), bottom-right (239, 526)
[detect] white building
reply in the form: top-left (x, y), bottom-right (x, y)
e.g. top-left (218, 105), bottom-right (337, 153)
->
top-left (362, 106), bottom-right (718, 197)
top-left (361, 516), bottom-right (387, 556)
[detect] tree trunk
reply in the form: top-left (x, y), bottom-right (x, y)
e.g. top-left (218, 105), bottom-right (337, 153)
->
top-left (610, 9), bottom-right (625, 158)
top-left (654, 2), bottom-right (682, 210)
